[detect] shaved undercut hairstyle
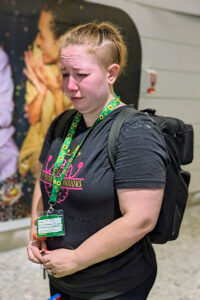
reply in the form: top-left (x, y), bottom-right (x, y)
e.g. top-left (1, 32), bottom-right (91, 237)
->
top-left (62, 21), bottom-right (128, 76)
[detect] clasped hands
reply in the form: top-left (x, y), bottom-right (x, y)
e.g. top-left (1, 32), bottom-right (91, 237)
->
top-left (23, 49), bottom-right (62, 96)
top-left (27, 239), bottom-right (81, 278)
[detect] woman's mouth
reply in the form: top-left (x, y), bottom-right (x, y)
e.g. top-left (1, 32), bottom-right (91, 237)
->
top-left (71, 97), bottom-right (83, 101)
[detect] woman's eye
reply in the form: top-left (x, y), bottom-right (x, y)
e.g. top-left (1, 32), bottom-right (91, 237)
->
top-left (78, 73), bottom-right (88, 77)
top-left (62, 73), bottom-right (69, 78)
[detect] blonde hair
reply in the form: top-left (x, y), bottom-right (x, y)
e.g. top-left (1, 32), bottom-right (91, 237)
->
top-left (62, 21), bottom-right (127, 76)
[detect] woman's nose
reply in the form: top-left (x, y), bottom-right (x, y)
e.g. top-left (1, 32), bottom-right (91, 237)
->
top-left (68, 76), bottom-right (78, 90)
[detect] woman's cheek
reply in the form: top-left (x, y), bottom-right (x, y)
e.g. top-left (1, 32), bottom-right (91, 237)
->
top-left (62, 79), bottom-right (69, 95)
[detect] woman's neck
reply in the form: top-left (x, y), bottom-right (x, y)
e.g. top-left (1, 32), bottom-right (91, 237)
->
top-left (83, 100), bottom-right (125, 128)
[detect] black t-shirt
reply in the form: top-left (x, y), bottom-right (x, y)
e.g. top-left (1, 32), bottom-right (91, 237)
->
top-left (39, 106), bottom-right (168, 299)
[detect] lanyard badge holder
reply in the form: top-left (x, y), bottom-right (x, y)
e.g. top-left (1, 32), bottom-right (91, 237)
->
top-left (36, 208), bottom-right (65, 238)
top-left (37, 96), bottom-right (120, 239)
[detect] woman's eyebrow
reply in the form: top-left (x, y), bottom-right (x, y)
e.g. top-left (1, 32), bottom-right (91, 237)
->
top-left (60, 66), bottom-right (66, 71)
top-left (60, 66), bottom-right (87, 71)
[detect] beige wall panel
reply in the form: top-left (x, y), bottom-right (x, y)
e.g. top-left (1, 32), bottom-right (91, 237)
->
top-left (133, 0), bottom-right (200, 16)
top-left (87, 0), bottom-right (200, 45)
top-left (185, 169), bottom-right (200, 193)
top-left (140, 70), bottom-right (200, 99)
top-left (192, 123), bottom-right (200, 148)
top-left (184, 146), bottom-right (200, 172)
top-left (138, 97), bottom-right (200, 124)
top-left (141, 38), bottom-right (200, 72)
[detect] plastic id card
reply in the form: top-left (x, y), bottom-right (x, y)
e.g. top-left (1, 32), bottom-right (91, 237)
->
top-left (37, 210), bottom-right (65, 238)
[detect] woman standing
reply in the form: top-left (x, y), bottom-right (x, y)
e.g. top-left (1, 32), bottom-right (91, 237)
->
top-left (27, 22), bottom-right (168, 299)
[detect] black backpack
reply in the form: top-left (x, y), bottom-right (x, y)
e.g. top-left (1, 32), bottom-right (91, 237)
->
top-left (54, 106), bottom-right (194, 244)
top-left (108, 105), bottom-right (194, 244)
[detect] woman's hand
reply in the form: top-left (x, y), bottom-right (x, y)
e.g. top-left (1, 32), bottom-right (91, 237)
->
top-left (23, 50), bottom-right (47, 96)
top-left (41, 249), bottom-right (80, 278)
top-left (27, 238), bottom-right (47, 264)
top-left (23, 49), bottom-right (64, 120)
top-left (36, 59), bottom-right (63, 96)
top-left (24, 50), bottom-right (62, 96)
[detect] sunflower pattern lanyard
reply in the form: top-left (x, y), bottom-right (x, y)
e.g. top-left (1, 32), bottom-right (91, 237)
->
top-left (36, 95), bottom-right (120, 238)
top-left (50, 95), bottom-right (120, 205)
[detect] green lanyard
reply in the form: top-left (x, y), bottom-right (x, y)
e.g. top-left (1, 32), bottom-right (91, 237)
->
top-left (49, 95), bottom-right (120, 205)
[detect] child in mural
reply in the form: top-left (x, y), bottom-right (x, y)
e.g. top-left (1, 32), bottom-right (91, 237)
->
top-left (0, 47), bottom-right (21, 207)
top-left (18, 6), bottom-right (73, 179)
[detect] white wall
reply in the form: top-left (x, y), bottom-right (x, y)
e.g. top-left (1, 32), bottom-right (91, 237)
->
top-left (136, 4), bottom-right (200, 192)
top-left (131, 0), bottom-right (200, 16)
top-left (87, 0), bottom-right (200, 15)
top-left (86, 0), bottom-right (200, 192)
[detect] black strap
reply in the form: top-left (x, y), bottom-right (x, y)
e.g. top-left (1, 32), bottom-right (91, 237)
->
top-left (55, 106), bottom-right (139, 168)
top-left (54, 109), bottom-right (76, 138)
top-left (108, 105), bottom-right (138, 169)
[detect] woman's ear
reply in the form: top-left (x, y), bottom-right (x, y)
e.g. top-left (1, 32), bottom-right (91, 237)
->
top-left (107, 64), bottom-right (120, 84)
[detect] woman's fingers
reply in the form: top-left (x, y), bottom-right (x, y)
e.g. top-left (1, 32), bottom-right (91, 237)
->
top-left (27, 240), bottom-right (42, 264)
top-left (27, 248), bottom-right (41, 264)
top-left (41, 240), bottom-right (47, 251)
top-left (24, 50), bottom-right (35, 72)
top-left (41, 254), bottom-right (57, 276)
top-left (45, 268), bottom-right (56, 277)
top-left (24, 52), bottom-right (62, 93)
top-left (35, 58), bottom-right (47, 82)
top-left (23, 68), bottom-right (35, 82)
top-left (27, 50), bottom-right (36, 69)
top-left (24, 50), bottom-right (41, 80)
top-left (43, 261), bottom-right (52, 269)
top-left (23, 68), bottom-right (40, 89)
top-left (23, 66), bottom-right (47, 94)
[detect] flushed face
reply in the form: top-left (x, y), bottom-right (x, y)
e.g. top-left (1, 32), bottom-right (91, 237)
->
top-left (60, 45), bottom-right (113, 116)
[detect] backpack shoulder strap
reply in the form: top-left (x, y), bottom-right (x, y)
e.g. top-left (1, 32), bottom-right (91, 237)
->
top-left (54, 109), bottom-right (76, 138)
top-left (108, 105), bottom-right (138, 168)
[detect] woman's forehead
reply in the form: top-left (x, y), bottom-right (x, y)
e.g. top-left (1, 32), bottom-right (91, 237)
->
top-left (60, 45), bottom-right (100, 67)
top-left (38, 10), bottom-right (53, 35)
top-left (61, 45), bottom-right (90, 56)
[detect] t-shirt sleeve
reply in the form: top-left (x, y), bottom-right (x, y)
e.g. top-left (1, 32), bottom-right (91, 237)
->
top-left (114, 114), bottom-right (168, 189)
top-left (39, 113), bottom-right (64, 164)
top-left (39, 120), bottom-right (55, 164)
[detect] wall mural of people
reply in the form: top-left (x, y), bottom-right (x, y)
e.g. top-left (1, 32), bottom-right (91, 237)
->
top-left (0, 0), bottom-right (46, 221)
top-left (0, 0), bottom-right (141, 222)
top-left (0, 47), bottom-right (21, 221)
top-left (18, 7), bottom-right (73, 178)
top-left (0, 47), bottom-right (19, 182)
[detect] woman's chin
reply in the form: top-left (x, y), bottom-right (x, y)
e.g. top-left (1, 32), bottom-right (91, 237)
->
top-left (71, 100), bottom-right (87, 112)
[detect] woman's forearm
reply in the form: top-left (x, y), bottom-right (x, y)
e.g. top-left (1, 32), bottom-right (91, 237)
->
top-left (74, 189), bottom-right (163, 272)
top-left (74, 212), bottom-right (154, 272)
top-left (30, 165), bottom-right (43, 238)
top-left (27, 92), bottom-right (46, 125)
